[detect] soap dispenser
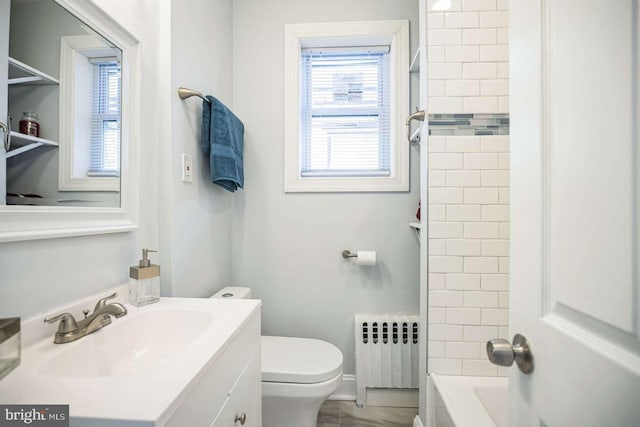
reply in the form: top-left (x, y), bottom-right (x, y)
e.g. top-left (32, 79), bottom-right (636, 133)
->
top-left (129, 249), bottom-right (160, 307)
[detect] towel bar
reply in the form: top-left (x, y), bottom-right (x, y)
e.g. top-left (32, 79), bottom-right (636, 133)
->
top-left (406, 109), bottom-right (425, 145)
top-left (178, 87), bottom-right (210, 103)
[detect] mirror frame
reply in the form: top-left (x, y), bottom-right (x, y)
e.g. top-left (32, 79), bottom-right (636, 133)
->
top-left (0, 0), bottom-right (139, 242)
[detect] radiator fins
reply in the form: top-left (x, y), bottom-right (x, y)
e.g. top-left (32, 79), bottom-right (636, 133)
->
top-left (354, 314), bottom-right (420, 406)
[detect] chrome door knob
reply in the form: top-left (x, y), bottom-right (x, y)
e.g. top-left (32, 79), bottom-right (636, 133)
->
top-left (487, 333), bottom-right (534, 374)
top-left (486, 339), bottom-right (514, 366)
top-left (234, 413), bottom-right (246, 425)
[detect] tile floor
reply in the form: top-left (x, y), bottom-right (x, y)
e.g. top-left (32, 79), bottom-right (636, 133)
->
top-left (317, 400), bottom-right (418, 427)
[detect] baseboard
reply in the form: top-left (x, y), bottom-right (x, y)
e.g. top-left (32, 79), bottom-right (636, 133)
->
top-left (328, 375), bottom-right (419, 409)
top-left (366, 388), bottom-right (418, 408)
top-left (413, 415), bottom-right (425, 427)
top-left (327, 374), bottom-right (357, 401)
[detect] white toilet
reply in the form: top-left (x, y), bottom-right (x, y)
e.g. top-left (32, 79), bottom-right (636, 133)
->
top-left (211, 287), bottom-right (343, 427)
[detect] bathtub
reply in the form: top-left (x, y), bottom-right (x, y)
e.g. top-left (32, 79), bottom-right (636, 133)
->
top-left (426, 374), bottom-right (508, 427)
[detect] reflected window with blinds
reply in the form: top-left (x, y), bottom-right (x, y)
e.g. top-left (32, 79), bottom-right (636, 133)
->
top-left (300, 46), bottom-right (390, 178)
top-left (88, 59), bottom-right (121, 177)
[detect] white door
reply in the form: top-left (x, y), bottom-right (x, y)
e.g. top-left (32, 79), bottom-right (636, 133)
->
top-left (0, 0), bottom-right (8, 203)
top-left (509, 0), bottom-right (640, 426)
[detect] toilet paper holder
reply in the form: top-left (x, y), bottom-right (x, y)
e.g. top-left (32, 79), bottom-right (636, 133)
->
top-left (341, 250), bottom-right (357, 259)
top-left (341, 250), bottom-right (377, 266)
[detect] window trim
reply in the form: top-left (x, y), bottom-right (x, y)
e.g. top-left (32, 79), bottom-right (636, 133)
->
top-left (58, 35), bottom-right (120, 192)
top-left (284, 20), bottom-right (410, 192)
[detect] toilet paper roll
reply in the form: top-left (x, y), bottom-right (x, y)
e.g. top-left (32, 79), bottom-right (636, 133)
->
top-left (356, 251), bottom-right (377, 266)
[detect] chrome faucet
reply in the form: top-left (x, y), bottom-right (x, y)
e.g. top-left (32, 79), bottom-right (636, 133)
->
top-left (44, 292), bottom-right (127, 344)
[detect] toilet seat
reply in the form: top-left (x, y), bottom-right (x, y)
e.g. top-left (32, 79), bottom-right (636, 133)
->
top-left (261, 336), bottom-right (343, 384)
top-left (262, 371), bottom-right (342, 398)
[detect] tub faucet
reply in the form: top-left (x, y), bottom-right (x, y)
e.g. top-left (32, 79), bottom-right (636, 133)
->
top-left (44, 292), bottom-right (127, 344)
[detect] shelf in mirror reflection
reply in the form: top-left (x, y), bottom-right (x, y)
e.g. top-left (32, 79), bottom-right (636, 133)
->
top-left (7, 194), bottom-right (101, 206)
top-left (410, 48), bottom-right (420, 73)
top-left (8, 56), bottom-right (59, 85)
top-left (5, 131), bottom-right (58, 159)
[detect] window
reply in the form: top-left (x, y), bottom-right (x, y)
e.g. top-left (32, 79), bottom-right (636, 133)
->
top-left (284, 20), bottom-right (409, 192)
top-left (301, 46), bottom-right (390, 177)
top-left (58, 35), bottom-right (122, 192)
top-left (89, 60), bottom-right (121, 177)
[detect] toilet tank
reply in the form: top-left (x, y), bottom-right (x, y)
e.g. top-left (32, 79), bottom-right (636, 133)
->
top-left (210, 287), bottom-right (251, 299)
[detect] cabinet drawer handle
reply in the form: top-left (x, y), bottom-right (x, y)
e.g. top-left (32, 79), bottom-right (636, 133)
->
top-left (234, 413), bottom-right (246, 425)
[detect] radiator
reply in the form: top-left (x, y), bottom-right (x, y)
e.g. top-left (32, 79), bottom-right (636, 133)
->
top-left (354, 314), bottom-right (420, 406)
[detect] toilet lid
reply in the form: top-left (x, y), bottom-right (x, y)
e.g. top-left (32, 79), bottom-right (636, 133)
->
top-left (261, 336), bottom-right (343, 384)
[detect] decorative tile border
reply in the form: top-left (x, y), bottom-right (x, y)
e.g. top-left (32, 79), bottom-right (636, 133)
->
top-left (428, 114), bottom-right (509, 136)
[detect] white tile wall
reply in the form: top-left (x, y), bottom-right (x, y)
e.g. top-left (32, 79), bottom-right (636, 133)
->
top-left (429, 203), bottom-right (446, 220)
top-left (480, 45), bottom-right (508, 62)
top-left (446, 204), bottom-right (481, 220)
top-left (446, 80), bottom-right (480, 96)
top-left (429, 153), bottom-right (464, 170)
top-left (430, 221), bottom-right (464, 238)
top-left (446, 45), bottom-right (479, 62)
top-left (428, 136), bottom-right (510, 377)
top-left (445, 136), bottom-right (481, 152)
top-left (446, 272), bottom-right (481, 289)
top-left (430, 273), bottom-right (446, 289)
top-left (429, 136), bottom-right (446, 152)
top-left (446, 240), bottom-right (482, 256)
top-left (429, 29), bottom-right (463, 46)
top-left (445, 12), bottom-right (479, 28)
top-left (428, 0), bottom-right (509, 113)
top-left (464, 153), bottom-right (499, 169)
top-left (462, 28), bottom-right (496, 45)
top-left (446, 342), bottom-right (481, 358)
top-left (463, 96), bottom-right (498, 113)
top-left (463, 63), bottom-right (497, 79)
top-left (430, 239), bottom-right (447, 255)
top-left (498, 96), bottom-right (510, 112)
top-left (446, 171), bottom-right (481, 187)
top-left (462, 0), bottom-right (497, 12)
top-left (446, 308), bottom-right (482, 325)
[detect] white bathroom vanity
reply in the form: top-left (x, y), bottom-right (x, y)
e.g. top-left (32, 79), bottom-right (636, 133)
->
top-left (0, 288), bottom-right (262, 427)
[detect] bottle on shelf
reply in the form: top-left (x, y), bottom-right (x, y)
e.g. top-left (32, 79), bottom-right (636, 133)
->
top-left (19, 112), bottom-right (40, 137)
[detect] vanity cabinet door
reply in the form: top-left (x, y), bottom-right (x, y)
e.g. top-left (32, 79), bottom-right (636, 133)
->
top-left (211, 349), bottom-right (261, 427)
top-left (163, 311), bottom-right (261, 427)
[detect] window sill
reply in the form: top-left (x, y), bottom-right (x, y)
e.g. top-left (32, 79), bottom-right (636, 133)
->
top-left (284, 175), bottom-right (409, 193)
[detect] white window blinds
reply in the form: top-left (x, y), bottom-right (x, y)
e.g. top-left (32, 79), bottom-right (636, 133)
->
top-left (300, 46), bottom-right (391, 178)
top-left (89, 60), bottom-right (121, 177)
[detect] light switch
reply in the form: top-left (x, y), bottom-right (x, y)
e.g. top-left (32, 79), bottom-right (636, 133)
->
top-left (182, 153), bottom-right (193, 183)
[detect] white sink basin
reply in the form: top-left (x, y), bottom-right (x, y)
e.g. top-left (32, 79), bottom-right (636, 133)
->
top-left (39, 309), bottom-right (214, 378)
top-left (0, 294), bottom-right (261, 427)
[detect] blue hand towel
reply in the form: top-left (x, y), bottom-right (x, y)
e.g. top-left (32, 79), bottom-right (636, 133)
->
top-left (202, 95), bottom-right (244, 192)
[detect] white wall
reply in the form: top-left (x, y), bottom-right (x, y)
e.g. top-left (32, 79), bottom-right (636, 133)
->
top-left (158, 0), bottom-right (234, 298)
top-left (231, 0), bottom-right (420, 375)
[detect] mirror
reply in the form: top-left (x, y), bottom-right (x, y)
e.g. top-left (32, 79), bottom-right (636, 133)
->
top-left (6, 0), bottom-right (121, 207)
top-left (0, 0), bottom-right (139, 242)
